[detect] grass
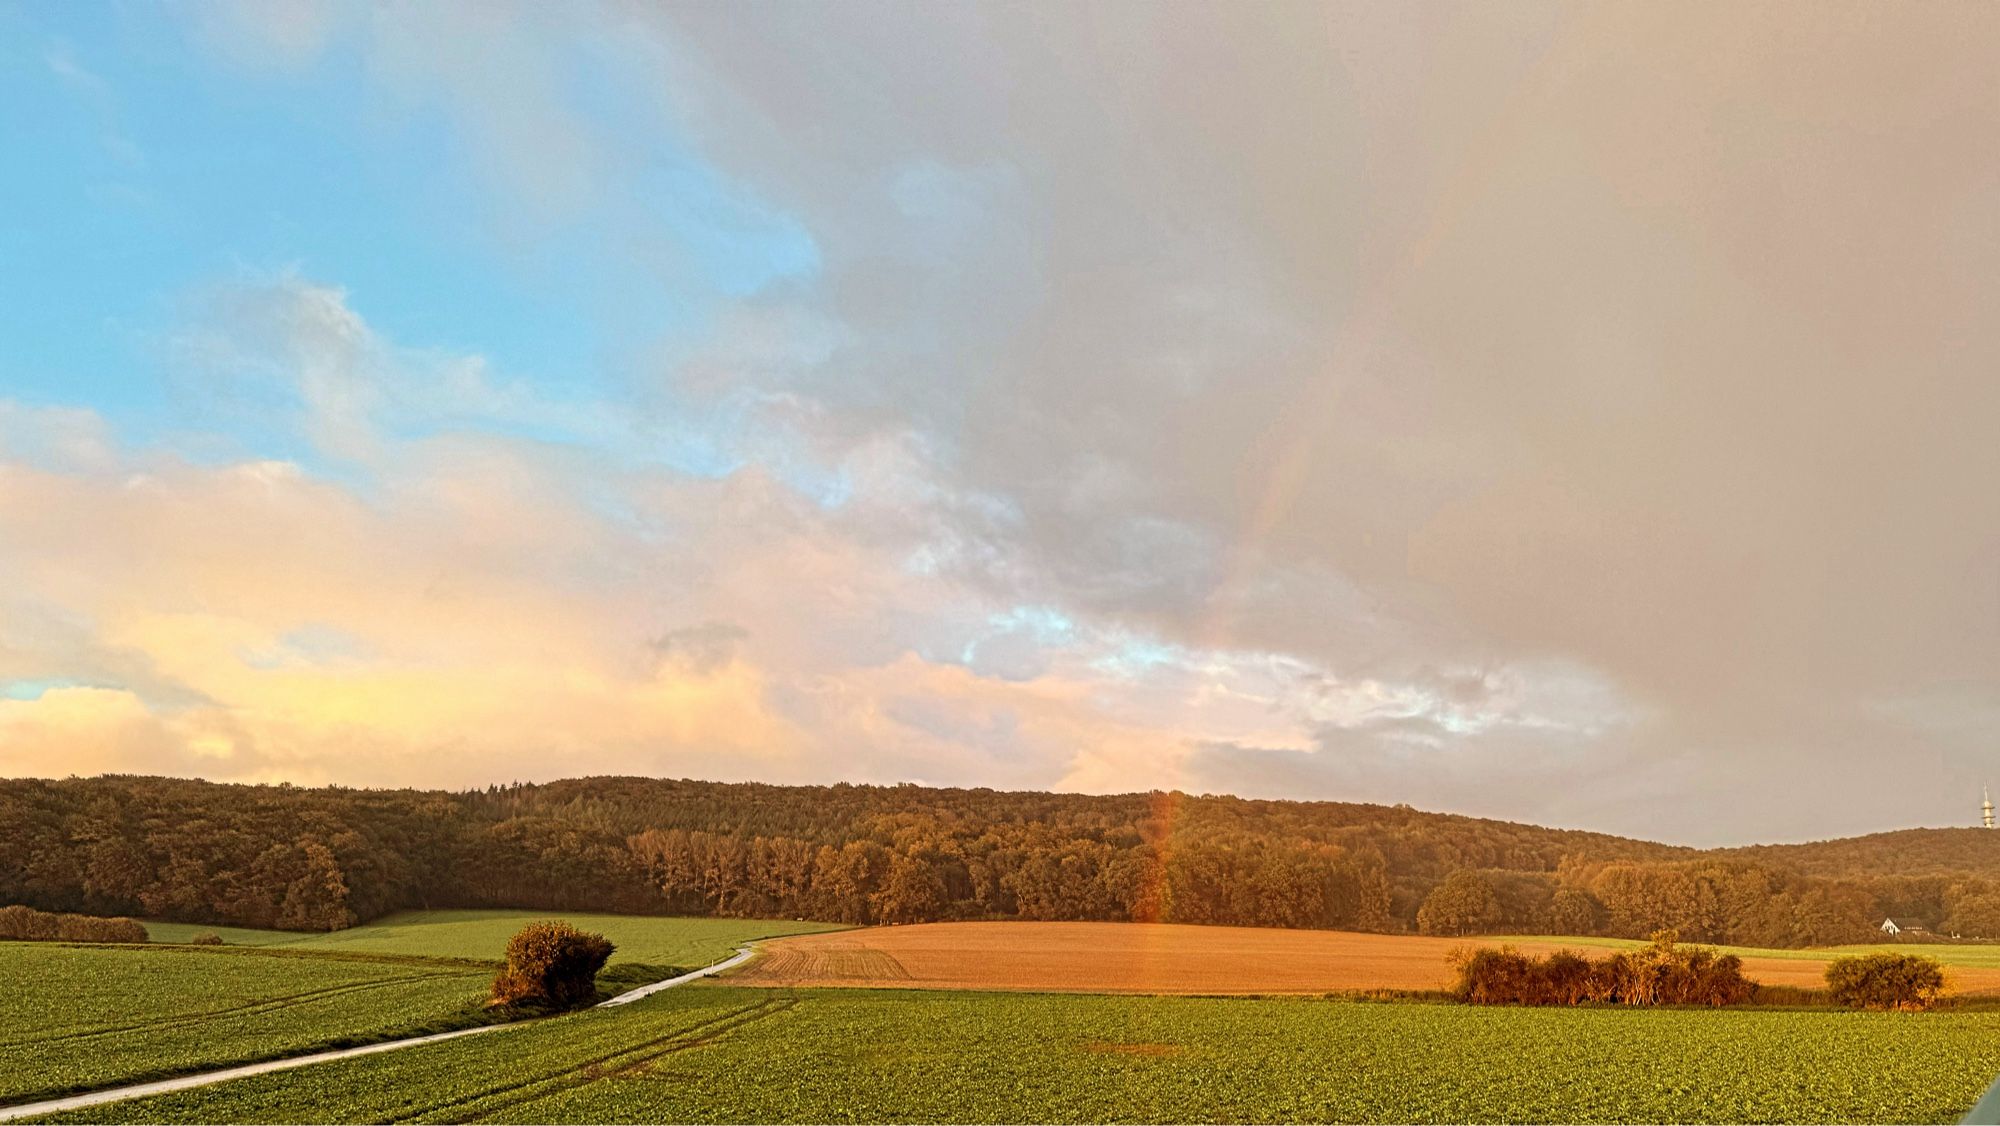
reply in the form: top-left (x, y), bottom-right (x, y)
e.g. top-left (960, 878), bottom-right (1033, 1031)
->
top-left (141, 921), bottom-right (310, 947)
top-left (0, 912), bottom-right (842, 1108)
top-left (0, 943), bottom-right (490, 1104)
top-left (36, 985), bottom-right (2000, 1124)
top-left (146, 909), bottom-right (846, 967)
top-left (247, 909), bottom-right (846, 965)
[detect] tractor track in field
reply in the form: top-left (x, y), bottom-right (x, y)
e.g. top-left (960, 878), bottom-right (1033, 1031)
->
top-left (414, 998), bottom-right (799, 1124)
top-left (0, 949), bottom-right (755, 1124)
top-left (0, 972), bottom-right (481, 1050)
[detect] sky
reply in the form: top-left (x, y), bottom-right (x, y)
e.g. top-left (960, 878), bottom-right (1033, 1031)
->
top-left (3, 2), bottom-right (1998, 846)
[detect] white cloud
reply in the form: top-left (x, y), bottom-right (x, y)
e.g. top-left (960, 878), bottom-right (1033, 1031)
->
top-left (6, 282), bottom-right (1564, 813)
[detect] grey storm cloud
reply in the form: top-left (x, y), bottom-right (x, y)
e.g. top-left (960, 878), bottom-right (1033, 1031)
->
top-left (629, 2), bottom-right (2000, 842)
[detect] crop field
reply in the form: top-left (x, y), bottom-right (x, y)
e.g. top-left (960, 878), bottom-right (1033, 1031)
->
top-left (0, 912), bottom-right (842, 1109)
top-left (0, 943), bottom-right (490, 1104)
top-left (150, 909), bottom-right (847, 967)
top-left (727, 921), bottom-right (2000, 996)
top-left (36, 984), bottom-right (2000, 1124)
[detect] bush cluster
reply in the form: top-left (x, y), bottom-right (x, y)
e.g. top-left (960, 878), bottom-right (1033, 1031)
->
top-left (188, 931), bottom-right (225, 945)
top-left (1450, 932), bottom-right (1753, 1006)
top-left (490, 920), bottom-right (616, 1009)
top-left (1824, 952), bottom-right (1946, 1010)
top-left (0, 904), bottom-right (149, 944)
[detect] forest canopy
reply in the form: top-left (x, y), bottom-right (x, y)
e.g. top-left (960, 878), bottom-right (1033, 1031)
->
top-left (4, 774), bottom-right (1996, 948)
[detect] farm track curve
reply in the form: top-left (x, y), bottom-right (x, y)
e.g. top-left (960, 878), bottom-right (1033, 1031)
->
top-left (0, 948), bottom-right (751, 1124)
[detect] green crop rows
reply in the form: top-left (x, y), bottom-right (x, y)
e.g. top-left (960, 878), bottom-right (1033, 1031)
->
top-left (0, 912), bottom-right (845, 1110)
top-left (0, 943), bottom-right (490, 1104)
top-left (38, 985), bottom-right (2000, 1124)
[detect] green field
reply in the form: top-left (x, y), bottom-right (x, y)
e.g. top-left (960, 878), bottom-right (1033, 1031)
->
top-left (141, 920), bottom-right (323, 947)
top-left (0, 912), bottom-right (843, 1108)
top-left (0, 943), bottom-right (489, 1104)
top-left (14, 916), bottom-right (2000, 1123)
top-left (146, 910), bottom-right (847, 966)
top-left (32, 984), bottom-right (2000, 1124)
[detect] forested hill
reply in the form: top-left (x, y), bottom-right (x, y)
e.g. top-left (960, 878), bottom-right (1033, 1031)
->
top-left (4, 774), bottom-right (1998, 949)
top-left (1717, 827), bottom-right (2000, 879)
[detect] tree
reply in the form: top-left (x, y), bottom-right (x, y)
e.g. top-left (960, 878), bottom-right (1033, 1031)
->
top-left (811, 841), bottom-right (889, 924)
top-left (1944, 889), bottom-right (2000, 939)
top-left (490, 920), bottom-right (615, 1008)
top-left (1591, 864), bottom-right (1706, 938)
top-left (276, 838), bottom-right (356, 931)
top-left (873, 854), bottom-right (948, 924)
top-left (1348, 849), bottom-right (1395, 932)
top-left (1825, 953), bottom-right (1945, 1010)
top-left (1417, 871), bottom-right (1503, 936)
top-left (1548, 887), bottom-right (1601, 935)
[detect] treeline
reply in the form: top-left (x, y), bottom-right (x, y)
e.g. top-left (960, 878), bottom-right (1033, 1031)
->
top-left (4, 774), bottom-right (1997, 947)
top-left (1410, 859), bottom-right (1994, 948)
top-left (0, 904), bottom-right (148, 943)
top-left (1720, 827), bottom-right (2000, 880)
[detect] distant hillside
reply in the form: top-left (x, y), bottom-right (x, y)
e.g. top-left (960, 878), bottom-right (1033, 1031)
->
top-left (1719, 827), bottom-right (2000, 879)
top-left (2, 774), bottom-right (1995, 948)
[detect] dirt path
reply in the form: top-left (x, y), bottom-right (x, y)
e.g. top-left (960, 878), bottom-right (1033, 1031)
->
top-left (0, 947), bottom-right (754, 1124)
top-left (728, 921), bottom-right (2000, 996)
top-left (598, 944), bottom-right (755, 1007)
top-left (0, 1024), bottom-right (510, 1124)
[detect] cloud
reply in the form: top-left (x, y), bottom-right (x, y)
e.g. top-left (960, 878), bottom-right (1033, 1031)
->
top-left (650, 622), bottom-right (749, 676)
top-left (6, 282), bottom-right (1460, 807)
top-left (616, 3), bottom-right (2000, 842)
top-left (17, 4), bottom-right (2000, 844)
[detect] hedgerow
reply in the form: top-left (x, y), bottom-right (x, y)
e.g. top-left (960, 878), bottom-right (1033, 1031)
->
top-left (0, 904), bottom-right (147, 944)
top-left (1450, 932), bottom-right (1753, 1006)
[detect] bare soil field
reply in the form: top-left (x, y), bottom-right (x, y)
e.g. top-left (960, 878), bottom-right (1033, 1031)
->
top-left (727, 921), bottom-right (2000, 996)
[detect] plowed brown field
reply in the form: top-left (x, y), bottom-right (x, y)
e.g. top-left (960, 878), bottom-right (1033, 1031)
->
top-left (728, 921), bottom-right (2000, 996)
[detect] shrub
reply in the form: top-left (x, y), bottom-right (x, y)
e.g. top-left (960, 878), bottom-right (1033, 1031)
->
top-left (1449, 946), bottom-right (1537, 1004)
top-left (1825, 953), bottom-right (1946, 1010)
top-left (0, 904), bottom-right (58, 941)
top-left (0, 905), bottom-right (146, 944)
top-left (1450, 933), bottom-right (1751, 1007)
top-left (189, 931), bottom-right (225, 945)
top-left (1541, 950), bottom-right (1594, 1005)
top-left (490, 920), bottom-right (616, 1009)
top-left (54, 913), bottom-right (148, 943)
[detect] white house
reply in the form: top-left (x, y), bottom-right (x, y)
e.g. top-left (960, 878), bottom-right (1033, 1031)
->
top-left (1881, 918), bottom-right (1929, 936)
top-left (1881, 917), bottom-right (1901, 935)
